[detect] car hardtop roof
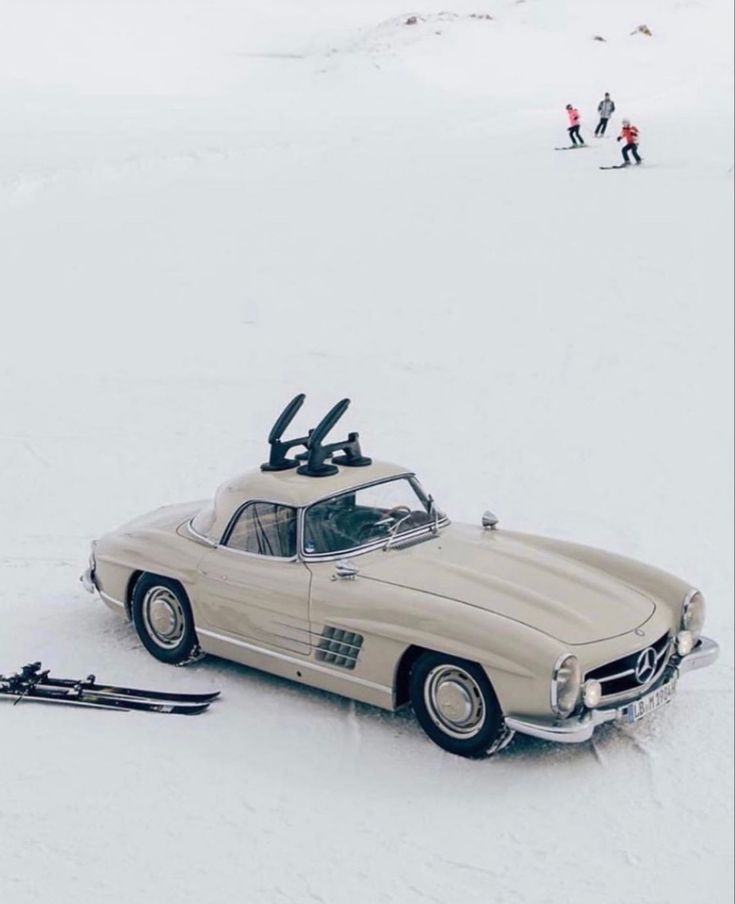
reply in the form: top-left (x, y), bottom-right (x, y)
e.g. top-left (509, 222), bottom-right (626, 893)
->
top-left (206, 396), bottom-right (414, 536)
top-left (214, 459), bottom-right (413, 520)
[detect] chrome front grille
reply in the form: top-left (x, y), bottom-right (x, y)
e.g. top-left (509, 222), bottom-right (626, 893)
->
top-left (587, 631), bottom-right (672, 698)
top-left (315, 627), bottom-right (364, 670)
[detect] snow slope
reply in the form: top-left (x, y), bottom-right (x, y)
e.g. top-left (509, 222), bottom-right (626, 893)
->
top-left (0, 1), bottom-right (732, 902)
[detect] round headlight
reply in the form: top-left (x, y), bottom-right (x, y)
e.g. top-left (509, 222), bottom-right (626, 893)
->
top-left (552, 654), bottom-right (581, 718)
top-left (682, 590), bottom-right (705, 641)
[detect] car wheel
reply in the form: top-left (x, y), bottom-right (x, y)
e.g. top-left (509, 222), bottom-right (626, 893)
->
top-left (410, 652), bottom-right (512, 758)
top-left (131, 574), bottom-right (199, 665)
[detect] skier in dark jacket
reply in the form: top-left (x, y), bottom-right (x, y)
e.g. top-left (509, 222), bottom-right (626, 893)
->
top-left (595, 93), bottom-right (615, 136)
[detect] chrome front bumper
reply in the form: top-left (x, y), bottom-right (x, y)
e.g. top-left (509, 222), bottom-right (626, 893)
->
top-left (505, 636), bottom-right (720, 744)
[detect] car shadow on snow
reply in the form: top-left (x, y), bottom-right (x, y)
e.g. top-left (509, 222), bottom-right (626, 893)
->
top-left (179, 651), bottom-right (629, 764)
top-left (85, 613), bottom-right (635, 765)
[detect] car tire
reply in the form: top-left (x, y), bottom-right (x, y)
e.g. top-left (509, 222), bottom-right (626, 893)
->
top-left (131, 574), bottom-right (200, 665)
top-left (410, 652), bottom-right (511, 758)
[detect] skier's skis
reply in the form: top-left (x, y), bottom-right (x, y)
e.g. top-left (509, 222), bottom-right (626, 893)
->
top-left (554, 145), bottom-right (589, 150)
top-left (600, 163), bottom-right (629, 170)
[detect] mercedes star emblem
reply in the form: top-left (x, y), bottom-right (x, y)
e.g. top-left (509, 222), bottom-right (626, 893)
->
top-left (635, 647), bottom-right (657, 684)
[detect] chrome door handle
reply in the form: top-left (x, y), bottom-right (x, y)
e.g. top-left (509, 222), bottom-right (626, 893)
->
top-left (332, 560), bottom-right (359, 581)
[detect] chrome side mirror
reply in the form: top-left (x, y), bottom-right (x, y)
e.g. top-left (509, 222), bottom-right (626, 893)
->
top-left (482, 510), bottom-right (499, 530)
top-left (333, 560), bottom-right (359, 580)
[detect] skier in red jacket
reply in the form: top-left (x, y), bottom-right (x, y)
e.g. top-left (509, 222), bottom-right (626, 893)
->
top-left (617, 120), bottom-right (642, 164)
top-left (565, 104), bottom-right (585, 146)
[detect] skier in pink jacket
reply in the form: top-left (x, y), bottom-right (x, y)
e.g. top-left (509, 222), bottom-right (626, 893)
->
top-left (565, 104), bottom-right (585, 146)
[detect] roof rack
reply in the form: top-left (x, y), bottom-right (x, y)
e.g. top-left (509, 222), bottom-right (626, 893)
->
top-left (261, 394), bottom-right (309, 471)
top-left (260, 395), bottom-right (372, 477)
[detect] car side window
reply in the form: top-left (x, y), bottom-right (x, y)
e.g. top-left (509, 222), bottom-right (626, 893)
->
top-left (225, 502), bottom-right (297, 558)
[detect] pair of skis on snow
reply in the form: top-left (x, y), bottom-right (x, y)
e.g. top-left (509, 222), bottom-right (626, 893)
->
top-left (0, 662), bottom-right (219, 715)
top-left (554, 145), bottom-right (641, 169)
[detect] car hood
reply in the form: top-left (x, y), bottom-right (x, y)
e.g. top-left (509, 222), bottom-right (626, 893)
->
top-left (358, 525), bottom-right (656, 644)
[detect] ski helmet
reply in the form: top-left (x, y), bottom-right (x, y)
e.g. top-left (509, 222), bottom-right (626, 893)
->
top-left (566, 104), bottom-right (573, 109)
top-left (622, 118), bottom-right (630, 126)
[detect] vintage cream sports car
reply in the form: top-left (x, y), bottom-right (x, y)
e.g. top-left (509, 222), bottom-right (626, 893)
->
top-left (81, 396), bottom-right (719, 757)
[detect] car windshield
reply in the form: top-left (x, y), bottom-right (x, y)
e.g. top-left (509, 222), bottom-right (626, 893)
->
top-left (303, 477), bottom-right (442, 556)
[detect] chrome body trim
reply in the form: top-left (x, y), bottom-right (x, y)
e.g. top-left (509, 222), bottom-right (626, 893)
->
top-left (507, 636), bottom-right (719, 744)
top-left (272, 622), bottom-right (363, 651)
top-left (599, 666), bottom-right (637, 682)
top-left (99, 590), bottom-right (125, 610)
top-left (185, 520), bottom-right (219, 547)
top-left (196, 627), bottom-right (391, 694)
top-left (217, 545), bottom-right (298, 564)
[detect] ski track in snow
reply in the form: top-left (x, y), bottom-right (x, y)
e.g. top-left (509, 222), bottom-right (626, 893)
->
top-left (0, 0), bottom-right (733, 902)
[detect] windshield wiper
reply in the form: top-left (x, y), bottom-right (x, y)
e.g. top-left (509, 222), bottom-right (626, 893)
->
top-left (383, 512), bottom-right (414, 551)
top-left (384, 497), bottom-right (443, 551)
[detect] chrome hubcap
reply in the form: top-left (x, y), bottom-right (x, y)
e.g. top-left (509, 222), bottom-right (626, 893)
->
top-left (142, 587), bottom-right (185, 649)
top-left (424, 665), bottom-right (486, 739)
top-left (435, 680), bottom-right (474, 723)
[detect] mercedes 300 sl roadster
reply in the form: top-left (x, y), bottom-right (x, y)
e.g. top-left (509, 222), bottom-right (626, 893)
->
top-left (81, 396), bottom-right (719, 757)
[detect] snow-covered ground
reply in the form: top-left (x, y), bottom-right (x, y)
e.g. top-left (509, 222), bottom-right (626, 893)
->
top-left (1, 1), bottom-right (732, 901)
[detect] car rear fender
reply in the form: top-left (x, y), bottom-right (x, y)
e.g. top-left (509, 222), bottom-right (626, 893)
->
top-left (94, 528), bottom-right (205, 620)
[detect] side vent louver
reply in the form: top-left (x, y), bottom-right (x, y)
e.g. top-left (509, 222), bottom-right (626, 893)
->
top-left (315, 627), bottom-right (364, 670)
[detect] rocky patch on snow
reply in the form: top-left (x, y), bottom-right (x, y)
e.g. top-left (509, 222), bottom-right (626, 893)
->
top-left (323, 11), bottom-right (495, 61)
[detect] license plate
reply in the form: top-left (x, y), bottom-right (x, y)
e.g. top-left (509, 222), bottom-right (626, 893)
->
top-left (624, 677), bottom-right (677, 724)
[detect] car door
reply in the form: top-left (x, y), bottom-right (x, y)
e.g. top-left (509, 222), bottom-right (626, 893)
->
top-left (196, 501), bottom-right (312, 656)
top-left (301, 479), bottom-right (429, 694)
top-left (303, 553), bottom-right (408, 706)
